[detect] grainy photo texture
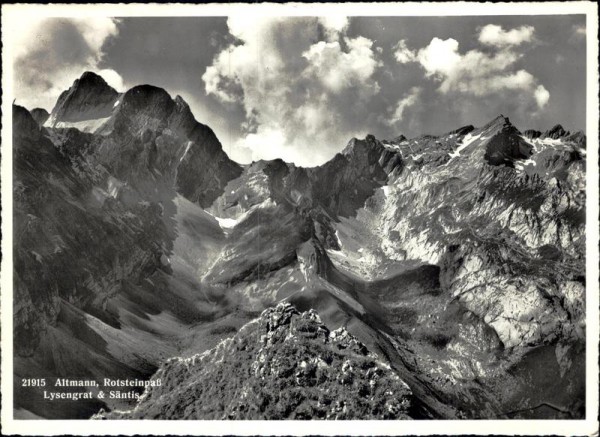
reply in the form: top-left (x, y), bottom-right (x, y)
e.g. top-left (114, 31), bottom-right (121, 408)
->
top-left (1, 3), bottom-right (598, 434)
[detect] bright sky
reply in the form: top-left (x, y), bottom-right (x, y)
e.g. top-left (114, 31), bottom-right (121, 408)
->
top-left (12, 14), bottom-right (587, 166)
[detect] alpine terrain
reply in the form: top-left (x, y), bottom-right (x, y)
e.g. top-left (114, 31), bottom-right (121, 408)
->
top-left (13, 72), bottom-right (586, 420)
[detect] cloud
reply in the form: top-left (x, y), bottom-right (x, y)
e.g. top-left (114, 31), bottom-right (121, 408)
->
top-left (318, 16), bottom-right (349, 40)
top-left (534, 84), bottom-right (550, 108)
top-left (571, 24), bottom-right (586, 41)
top-left (396, 28), bottom-right (549, 109)
top-left (97, 68), bottom-right (125, 91)
top-left (393, 39), bottom-right (416, 63)
top-left (202, 17), bottom-right (382, 166)
top-left (203, 56), bottom-right (241, 104)
top-left (12, 17), bottom-right (124, 111)
top-left (302, 36), bottom-right (381, 94)
top-left (387, 87), bottom-right (421, 125)
top-left (417, 38), bottom-right (462, 80)
top-left (478, 24), bottom-right (535, 47)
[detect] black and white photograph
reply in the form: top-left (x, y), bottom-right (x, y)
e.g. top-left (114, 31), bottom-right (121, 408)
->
top-left (1, 2), bottom-right (598, 435)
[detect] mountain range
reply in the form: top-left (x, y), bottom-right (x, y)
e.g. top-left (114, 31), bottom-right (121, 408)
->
top-left (13, 71), bottom-right (586, 419)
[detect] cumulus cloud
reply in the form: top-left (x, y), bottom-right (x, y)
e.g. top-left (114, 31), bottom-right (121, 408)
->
top-left (202, 17), bottom-right (382, 166)
top-left (388, 87), bottom-right (421, 125)
top-left (302, 36), bottom-right (381, 94)
top-left (12, 17), bottom-right (124, 111)
top-left (395, 27), bottom-right (549, 110)
top-left (417, 38), bottom-right (463, 80)
top-left (393, 39), bottom-right (416, 64)
top-left (478, 24), bottom-right (535, 47)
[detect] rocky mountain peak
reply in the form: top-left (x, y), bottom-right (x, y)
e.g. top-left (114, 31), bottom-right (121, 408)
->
top-left (76, 71), bottom-right (114, 91)
top-left (112, 86), bottom-right (203, 139)
top-left (45, 71), bottom-right (120, 127)
top-left (115, 85), bottom-right (175, 131)
top-left (174, 94), bottom-right (190, 109)
top-left (448, 125), bottom-right (475, 136)
top-left (566, 130), bottom-right (586, 147)
top-left (121, 84), bottom-right (172, 109)
top-left (391, 134), bottom-right (407, 143)
top-left (524, 129), bottom-right (542, 139)
top-left (465, 114), bottom-right (534, 166)
top-left (30, 108), bottom-right (49, 126)
top-left (544, 124), bottom-right (569, 139)
top-left (479, 114), bottom-right (513, 133)
top-left (13, 105), bottom-right (44, 142)
top-left (341, 134), bottom-right (382, 156)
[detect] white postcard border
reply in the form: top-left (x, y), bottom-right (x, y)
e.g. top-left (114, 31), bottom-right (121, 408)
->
top-left (1, 2), bottom-right (598, 435)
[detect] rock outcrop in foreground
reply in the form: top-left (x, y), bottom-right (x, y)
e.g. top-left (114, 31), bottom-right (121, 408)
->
top-left (98, 303), bottom-right (412, 420)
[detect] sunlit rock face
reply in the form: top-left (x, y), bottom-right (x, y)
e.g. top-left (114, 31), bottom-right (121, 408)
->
top-left (13, 71), bottom-right (586, 420)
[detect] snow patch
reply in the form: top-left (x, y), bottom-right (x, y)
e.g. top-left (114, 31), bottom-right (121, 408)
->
top-left (383, 143), bottom-right (401, 152)
top-left (214, 217), bottom-right (239, 229)
top-left (107, 176), bottom-right (124, 198)
top-left (520, 135), bottom-right (571, 153)
top-left (448, 133), bottom-right (481, 159)
top-left (514, 158), bottom-right (537, 173)
top-left (205, 198), bottom-right (276, 230)
top-left (54, 116), bottom-right (111, 133)
top-left (179, 141), bottom-right (193, 163)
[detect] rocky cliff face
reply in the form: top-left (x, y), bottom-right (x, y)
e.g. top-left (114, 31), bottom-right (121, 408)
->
top-left (12, 72), bottom-right (243, 419)
top-left (310, 114), bottom-right (586, 418)
top-left (13, 72), bottom-right (586, 420)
